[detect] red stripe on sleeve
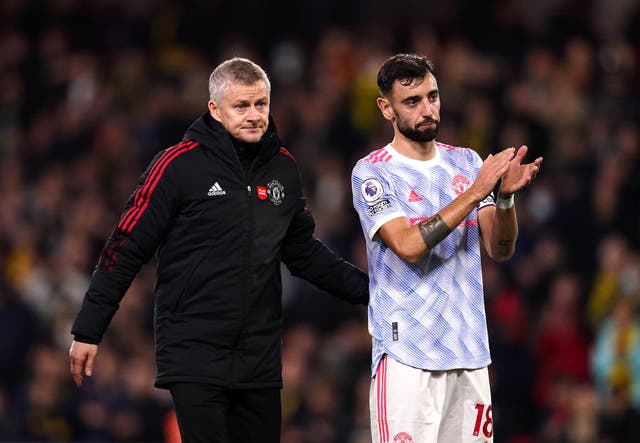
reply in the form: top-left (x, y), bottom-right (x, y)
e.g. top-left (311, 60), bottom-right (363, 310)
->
top-left (118, 140), bottom-right (195, 232)
top-left (279, 147), bottom-right (296, 160)
top-left (117, 141), bottom-right (198, 234)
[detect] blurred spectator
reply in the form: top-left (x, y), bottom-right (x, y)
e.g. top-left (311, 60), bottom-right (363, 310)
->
top-left (0, 0), bottom-right (638, 441)
top-left (533, 271), bottom-right (591, 410)
top-left (592, 296), bottom-right (640, 409)
top-left (588, 234), bottom-right (640, 329)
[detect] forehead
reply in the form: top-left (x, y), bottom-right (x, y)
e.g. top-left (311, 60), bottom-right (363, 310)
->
top-left (390, 72), bottom-right (438, 98)
top-left (223, 81), bottom-right (269, 102)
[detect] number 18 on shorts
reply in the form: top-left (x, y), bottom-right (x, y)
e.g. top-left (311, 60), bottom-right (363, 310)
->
top-left (369, 355), bottom-right (493, 443)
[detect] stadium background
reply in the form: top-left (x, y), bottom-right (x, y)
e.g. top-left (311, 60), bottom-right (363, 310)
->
top-left (0, 0), bottom-right (639, 441)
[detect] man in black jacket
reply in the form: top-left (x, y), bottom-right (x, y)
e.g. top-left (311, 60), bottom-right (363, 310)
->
top-left (69, 57), bottom-right (369, 443)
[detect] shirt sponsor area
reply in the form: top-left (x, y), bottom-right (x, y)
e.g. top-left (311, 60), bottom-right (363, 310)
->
top-left (368, 199), bottom-right (391, 216)
top-left (460, 218), bottom-right (478, 227)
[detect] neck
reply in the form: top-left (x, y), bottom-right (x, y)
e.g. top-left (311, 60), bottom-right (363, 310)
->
top-left (231, 136), bottom-right (261, 147)
top-left (389, 135), bottom-right (436, 161)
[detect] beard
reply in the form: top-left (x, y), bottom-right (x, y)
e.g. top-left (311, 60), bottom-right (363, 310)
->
top-left (398, 118), bottom-right (439, 142)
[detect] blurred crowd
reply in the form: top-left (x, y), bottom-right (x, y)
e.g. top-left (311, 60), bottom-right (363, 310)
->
top-left (0, 0), bottom-right (639, 442)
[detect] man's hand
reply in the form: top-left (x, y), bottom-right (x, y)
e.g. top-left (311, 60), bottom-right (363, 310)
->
top-left (69, 340), bottom-right (98, 387)
top-left (499, 145), bottom-right (543, 195)
top-left (469, 147), bottom-right (516, 200)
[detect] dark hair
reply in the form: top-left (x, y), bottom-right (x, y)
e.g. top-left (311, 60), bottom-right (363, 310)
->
top-left (376, 54), bottom-right (435, 97)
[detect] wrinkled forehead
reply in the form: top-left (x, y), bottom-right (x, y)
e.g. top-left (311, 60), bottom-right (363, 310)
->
top-left (223, 80), bottom-right (270, 100)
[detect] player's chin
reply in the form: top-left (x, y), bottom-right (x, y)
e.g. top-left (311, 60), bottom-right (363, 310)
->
top-left (414, 130), bottom-right (437, 142)
top-left (237, 129), bottom-right (265, 143)
top-left (409, 124), bottom-right (438, 141)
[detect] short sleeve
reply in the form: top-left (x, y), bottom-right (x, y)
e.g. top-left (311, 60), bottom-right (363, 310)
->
top-left (351, 160), bottom-right (406, 240)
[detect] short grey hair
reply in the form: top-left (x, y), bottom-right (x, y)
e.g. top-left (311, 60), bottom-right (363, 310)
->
top-left (208, 57), bottom-right (271, 102)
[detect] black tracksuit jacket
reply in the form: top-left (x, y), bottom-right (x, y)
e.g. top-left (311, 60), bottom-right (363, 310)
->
top-left (71, 112), bottom-right (369, 389)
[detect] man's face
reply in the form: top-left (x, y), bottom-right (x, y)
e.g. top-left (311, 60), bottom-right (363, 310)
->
top-left (378, 72), bottom-right (441, 142)
top-left (208, 81), bottom-right (270, 143)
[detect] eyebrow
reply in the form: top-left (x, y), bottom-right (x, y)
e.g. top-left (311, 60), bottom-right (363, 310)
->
top-left (401, 88), bottom-right (438, 103)
top-left (232, 96), bottom-right (269, 105)
top-left (401, 95), bottom-right (421, 104)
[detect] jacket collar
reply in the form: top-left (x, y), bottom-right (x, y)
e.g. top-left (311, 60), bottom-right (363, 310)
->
top-left (183, 111), bottom-right (281, 159)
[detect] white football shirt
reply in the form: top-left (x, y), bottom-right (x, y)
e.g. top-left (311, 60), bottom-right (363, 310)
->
top-left (352, 142), bottom-right (495, 376)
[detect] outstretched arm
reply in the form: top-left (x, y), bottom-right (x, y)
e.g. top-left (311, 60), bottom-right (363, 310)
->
top-left (282, 197), bottom-right (369, 305)
top-left (69, 146), bottom-right (187, 387)
top-left (480, 145), bottom-right (543, 261)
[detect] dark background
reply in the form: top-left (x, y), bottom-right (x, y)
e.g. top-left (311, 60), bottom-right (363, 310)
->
top-left (1, 0), bottom-right (639, 442)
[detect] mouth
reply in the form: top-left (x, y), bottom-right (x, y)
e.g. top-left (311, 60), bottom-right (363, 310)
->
top-left (417, 120), bottom-right (437, 130)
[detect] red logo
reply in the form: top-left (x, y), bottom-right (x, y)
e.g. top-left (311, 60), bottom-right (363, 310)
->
top-left (408, 190), bottom-right (423, 202)
top-left (409, 216), bottom-right (428, 226)
top-left (393, 432), bottom-right (413, 442)
top-left (452, 175), bottom-right (470, 195)
top-left (257, 186), bottom-right (268, 200)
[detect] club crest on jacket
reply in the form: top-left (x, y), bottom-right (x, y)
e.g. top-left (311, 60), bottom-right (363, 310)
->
top-left (267, 179), bottom-right (285, 205)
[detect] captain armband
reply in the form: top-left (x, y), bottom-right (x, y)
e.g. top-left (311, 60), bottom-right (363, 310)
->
top-left (418, 214), bottom-right (452, 249)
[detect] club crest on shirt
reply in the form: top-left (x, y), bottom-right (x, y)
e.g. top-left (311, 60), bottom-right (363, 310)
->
top-left (361, 178), bottom-right (384, 203)
top-left (267, 179), bottom-right (285, 205)
top-left (393, 432), bottom-right (413, 442)
top-left (452, 174), bottom-right (470, 195)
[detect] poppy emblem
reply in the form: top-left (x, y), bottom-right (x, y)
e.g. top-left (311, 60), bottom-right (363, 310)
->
top-left (257, 186), bottom-right (268, 200)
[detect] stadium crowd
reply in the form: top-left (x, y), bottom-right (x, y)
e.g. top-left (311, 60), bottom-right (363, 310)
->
top-left (0, 0), bottom-right (639, 442)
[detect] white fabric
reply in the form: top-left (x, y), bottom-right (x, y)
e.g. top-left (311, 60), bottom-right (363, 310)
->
top-left (369, 354), bottom-right (494, 443)
top-left (352, 143), bottom-right (495, 375)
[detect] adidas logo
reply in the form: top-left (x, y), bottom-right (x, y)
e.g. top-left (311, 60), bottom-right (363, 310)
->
top-left (207, 182), bottom-right (226, 196)
top-left (408, 190), bottom-right (423, 202)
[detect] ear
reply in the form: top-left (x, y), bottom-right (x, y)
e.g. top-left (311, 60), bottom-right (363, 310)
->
top-left (208, 100), bottom-right (222, 122)
top-left (377, 97), bottom-right (395, 122)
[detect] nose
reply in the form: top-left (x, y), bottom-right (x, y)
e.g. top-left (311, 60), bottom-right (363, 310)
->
top-left (420, 99), bottom-right (434, 117)
top-left (246, 105), bottom-right (261, 121)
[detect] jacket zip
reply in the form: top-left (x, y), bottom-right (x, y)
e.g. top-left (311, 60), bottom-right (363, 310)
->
top-left (230, 143), bottom-right (265, 387)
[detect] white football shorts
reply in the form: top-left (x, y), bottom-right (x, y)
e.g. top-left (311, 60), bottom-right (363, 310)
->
top-left (370, 354), bottom-right (494, 443)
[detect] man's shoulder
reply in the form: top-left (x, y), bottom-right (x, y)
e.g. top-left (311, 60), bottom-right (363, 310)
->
top-left (146, 139), bottom-right (203, 171)
top-left (352, 145), bottom-right (394, 176)
top-left (358, 145), bottom-right (393, 165)
top-left (436, 141), bottom-right (474, 154)
top-left (436, 141), bottom-right (481, 163)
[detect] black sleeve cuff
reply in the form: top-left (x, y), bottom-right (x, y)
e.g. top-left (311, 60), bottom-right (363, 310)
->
top-left (73, 334), bottom-right (100, 345)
